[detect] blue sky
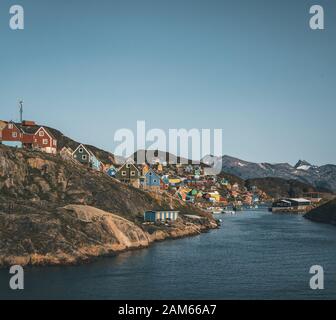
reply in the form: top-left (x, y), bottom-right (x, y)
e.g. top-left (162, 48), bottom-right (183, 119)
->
top-left (0, 0), bottom-right (335, 165)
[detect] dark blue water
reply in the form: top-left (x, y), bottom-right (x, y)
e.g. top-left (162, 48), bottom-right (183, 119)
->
top-left (1, 210), bottom-right (336, 299)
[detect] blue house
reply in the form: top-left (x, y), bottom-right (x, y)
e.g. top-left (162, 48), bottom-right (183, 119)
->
top-left (144, 210), bottom-right (179, 222)
top-left (107, 165), bottom-right (117, 177)
top-left (90, 154), bottom-right (101, 171)
top-left (144, 168), bottom-right (161, 190)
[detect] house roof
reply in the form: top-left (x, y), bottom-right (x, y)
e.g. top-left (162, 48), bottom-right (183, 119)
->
top-left (116, 162), bottom-right (140, 173)
top-left (287, 198), bottom-right (311, 203)
top-left (73, 143), bottom-right (93, 157)
top-left (145, 168), bottom-right (160, 177)
top-left (34, 126), bottom-right (57, 141)
top-left (13, 123), bottom-right (56, 140)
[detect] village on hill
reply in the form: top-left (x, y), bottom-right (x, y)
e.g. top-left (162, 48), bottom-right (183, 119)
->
top-left (0, 118), bottom-right (270, 217)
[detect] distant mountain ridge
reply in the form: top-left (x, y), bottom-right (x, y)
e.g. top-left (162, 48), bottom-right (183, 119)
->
top-left (202, 155), bottom-right (336, 192)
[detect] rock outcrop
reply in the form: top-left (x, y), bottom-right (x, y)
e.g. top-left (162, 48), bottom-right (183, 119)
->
top-left (0, 205), bottom-right (217, 266)
top-left (304, 199), bottom-right (336, 226)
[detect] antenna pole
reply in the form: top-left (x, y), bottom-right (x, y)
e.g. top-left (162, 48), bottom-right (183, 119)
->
top-left (19, 100), bottom-right (23, 123)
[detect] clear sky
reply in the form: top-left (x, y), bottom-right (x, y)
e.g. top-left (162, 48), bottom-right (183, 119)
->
top-left (0, 0), bottom-right (335, 165)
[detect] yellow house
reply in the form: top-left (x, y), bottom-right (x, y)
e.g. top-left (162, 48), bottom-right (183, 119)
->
top-left (209, 192), bottom-right (221, 202)
top-left (169, 178), bottom-right (181, 185)
top-left (142, 164), bottom-right (150, 176)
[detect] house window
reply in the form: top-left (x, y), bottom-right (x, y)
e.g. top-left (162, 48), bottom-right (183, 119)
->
top-left (12, 132), bottom-right (17, 138)
top-left (122, 171), bottom-right (127, 176)
top-left (43, 139), bottom-right (48, 145)
top-left (79, 148), bottom-right (83, 153)
top-left (8, 124), bottom-right (13, 129)
top-left (82, 155), bottom-right (87, 160)
top-left (53, 140), bottom-right (57, 146)
top-left (39, 131), bottom-right (45, 137)
top-left (131, 171), bottom-right (135, 176)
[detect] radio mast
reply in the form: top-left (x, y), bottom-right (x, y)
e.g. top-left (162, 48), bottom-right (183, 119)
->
top-left (19, 100), bottom-right (23, 123)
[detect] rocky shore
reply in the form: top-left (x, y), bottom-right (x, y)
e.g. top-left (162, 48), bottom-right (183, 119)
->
top-left (304, 199), bottom-right (336, 226)
top-left (0, 205), bottom-right (217, 267)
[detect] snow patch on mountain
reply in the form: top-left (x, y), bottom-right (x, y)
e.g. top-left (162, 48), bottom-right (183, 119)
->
top-left (297, 165), bottom-right (311, 171)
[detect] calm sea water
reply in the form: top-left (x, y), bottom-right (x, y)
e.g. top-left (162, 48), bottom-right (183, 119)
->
top-left (0, 209), bottom-right (336, 300)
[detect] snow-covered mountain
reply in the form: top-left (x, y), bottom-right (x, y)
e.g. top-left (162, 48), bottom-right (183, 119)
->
top-left (202, 155), bottom-right (336, 192)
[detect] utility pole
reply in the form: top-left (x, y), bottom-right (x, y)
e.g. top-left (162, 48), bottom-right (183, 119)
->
top-left (19, 100), bottom-right (23, 123)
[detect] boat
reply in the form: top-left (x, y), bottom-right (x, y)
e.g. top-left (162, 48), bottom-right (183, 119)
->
top-left (222, 210), bottom-right (235, 215)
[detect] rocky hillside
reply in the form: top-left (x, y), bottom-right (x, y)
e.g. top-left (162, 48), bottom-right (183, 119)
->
top-left (244, 177), bottom-right (330, 199)
top-left (42, 125), bottom-right (120, 165)
top-left (304, 199), bottom-right (336, 226)
top-left (0, 144), bottom-right (205, 220)
top-left (0, 145), bottom-right (217, 266)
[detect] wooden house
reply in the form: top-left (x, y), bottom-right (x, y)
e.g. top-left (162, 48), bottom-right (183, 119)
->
top-left (0, 121), bottom-right (57, 154)
top-left (144, 168), bottom-right (161, 190)
top-left (144, 210), bottom-right (179, 223)
top-left (142, 163), bottom-right (150, 176)
top-left (115, 162), bottom-right (140, 187)
top-left (32, 127), bottom-right (57, 154)
top-left (106, 165), bottom-right (117, 177)
top-left (0, 121), bottom-right (23, 148)
top-left (72, 144), bottom-right (101, 171)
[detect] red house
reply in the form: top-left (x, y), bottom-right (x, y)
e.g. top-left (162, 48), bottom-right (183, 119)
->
top-left (32, 127), bottom-right (57, 154)
top-left (0, 122), bottom-right (24, 147)
top-left (0, 121), bottom-right (57, 154)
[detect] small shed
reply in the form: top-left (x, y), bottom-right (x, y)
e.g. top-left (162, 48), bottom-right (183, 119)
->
top-left (144, 210), bottom-right (179, 222)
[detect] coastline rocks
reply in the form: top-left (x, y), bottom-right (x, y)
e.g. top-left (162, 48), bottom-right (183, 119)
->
top-left (0, 205), bottom-right (217, 267)
top-left (304, 199), bottom-right (336, 226)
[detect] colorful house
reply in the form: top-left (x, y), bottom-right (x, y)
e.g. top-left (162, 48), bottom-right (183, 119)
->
top-left (142, 163), bottom-right (150, 176)
top-left (160, 175), bottom-right (170, 190)
top-left (0, 122), bottom-right (23, 147)
top-left (115, 162), bottom-right (141, 187)
top-left (106, 165), bottom-right (117, 177)
top-left (207, 191), bottom-right (221, 202)
top-left (194, 166), bottom-right (202, 176)
top-left (144, 168), bottom-right (161, 190)
top-left (169, 178), bottom-right (182, 187)
top-left (32, 127), bottom-right (57, 154)
top-left (144, 210), bottom-right (179, 222)
top-left (0, 121), bottom-right (57, 154)
top-left (220, 178), bottom-right (229, 186)
top-left (72, 144), bottom-right (101, 170)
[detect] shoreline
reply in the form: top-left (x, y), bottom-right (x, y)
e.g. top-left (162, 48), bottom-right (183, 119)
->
top-left (0, 205), bottom-right (218, 268)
